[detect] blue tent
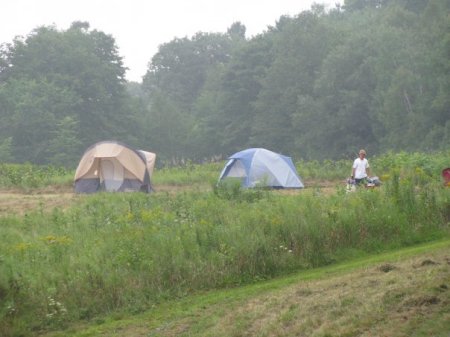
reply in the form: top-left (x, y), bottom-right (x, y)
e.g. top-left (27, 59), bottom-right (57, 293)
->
top-left (218, 148), bottom-right (304, 188)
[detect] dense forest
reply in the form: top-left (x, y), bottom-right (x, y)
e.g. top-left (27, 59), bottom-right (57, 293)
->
top-left (0, 0), bottom-right (449, 167)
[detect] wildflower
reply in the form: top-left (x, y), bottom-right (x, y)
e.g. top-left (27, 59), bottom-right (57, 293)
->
top-left (14, 242), bottom-right (32, 252)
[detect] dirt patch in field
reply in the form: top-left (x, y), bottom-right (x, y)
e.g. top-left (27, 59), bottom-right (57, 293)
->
top-left (0, 186), bottom-right (76, 216)
top-left (0, 181), bottom-right (342, 216)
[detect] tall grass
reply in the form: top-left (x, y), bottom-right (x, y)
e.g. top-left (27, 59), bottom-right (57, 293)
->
top-left (1, 174), bottom-right (449, 336)
top-left (151, 161), bottom-right (222, 186)
top-left (0, 151), bottom-right (449, 336)
top-left (0, 163), bottom-right (73, 189)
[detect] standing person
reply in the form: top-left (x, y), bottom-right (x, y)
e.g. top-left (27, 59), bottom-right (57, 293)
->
top-left (351, 149), bottom-right (371, 185)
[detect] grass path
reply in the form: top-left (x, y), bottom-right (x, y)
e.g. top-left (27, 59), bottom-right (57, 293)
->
top-left (44, 239), bottom-right (450, 337)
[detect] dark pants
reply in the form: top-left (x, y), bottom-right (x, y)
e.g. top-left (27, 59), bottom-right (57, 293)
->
top-left (355, 178), bottom-right (367, 185)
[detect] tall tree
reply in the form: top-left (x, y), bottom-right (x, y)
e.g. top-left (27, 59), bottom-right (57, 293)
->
top-left (142, 31), bottom-right (234, 113)
top-left (0, 22), bottom-right (138, 165)
top-left (251, 8), bottom-right (339, 156)
top-left (143, 92), bottom-right (193, 163)
top-left (212, 35), bottom-right (274, 155)
top-left (370, 1), bottom-right (450, 152)
top-left (48, 116), bottom-right (82, 166)
top-left (141, 27), bottom-right (242, 161)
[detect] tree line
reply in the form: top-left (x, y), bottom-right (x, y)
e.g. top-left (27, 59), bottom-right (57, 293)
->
top-left (0, 0), bottom-right (448, 167)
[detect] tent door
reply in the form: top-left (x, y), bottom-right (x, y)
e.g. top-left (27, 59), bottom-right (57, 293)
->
top-left (219, 159), bottom-right (248, 186)
top-left (226, 159), bottom-right (246, 178)
top-left (100, 158), bottom-right (124, 191)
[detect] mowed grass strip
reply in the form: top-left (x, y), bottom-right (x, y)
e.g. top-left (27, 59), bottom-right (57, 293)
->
top-left (44, 239), bottom-right (450, 337)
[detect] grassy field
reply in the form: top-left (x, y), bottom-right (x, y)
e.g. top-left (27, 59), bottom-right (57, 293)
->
top-left (42, 240), bottom-right (450, 337)
top-left (0, 151), bottom-right (449, 336)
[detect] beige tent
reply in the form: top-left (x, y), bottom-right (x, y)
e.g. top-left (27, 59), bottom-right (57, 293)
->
top-left (137, 150), bottom-right (156, 176)
top-left (74, 141), bottom-right (155, 193)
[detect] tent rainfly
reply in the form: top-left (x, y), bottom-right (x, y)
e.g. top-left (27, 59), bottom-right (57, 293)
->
top-left (218, 148), bottom-right (304, 189)
top-left (74, 140), bottom-right (155, 193)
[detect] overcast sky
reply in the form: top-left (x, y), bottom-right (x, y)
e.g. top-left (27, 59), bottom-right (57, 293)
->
top-left (1, 0), bottom-right (342, 82)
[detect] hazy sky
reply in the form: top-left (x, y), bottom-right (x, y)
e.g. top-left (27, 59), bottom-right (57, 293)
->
top-left (1, 0), bottom-right (342, 82)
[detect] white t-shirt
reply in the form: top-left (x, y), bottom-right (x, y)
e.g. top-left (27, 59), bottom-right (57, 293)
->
top-left (352, 158), bottom-right (369, 179)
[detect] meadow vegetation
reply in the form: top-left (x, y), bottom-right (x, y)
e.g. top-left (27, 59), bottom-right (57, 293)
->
top-left (0, 164), bottom-right (73, 190)
top-left (0, 151), bottom-right (449, 336)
